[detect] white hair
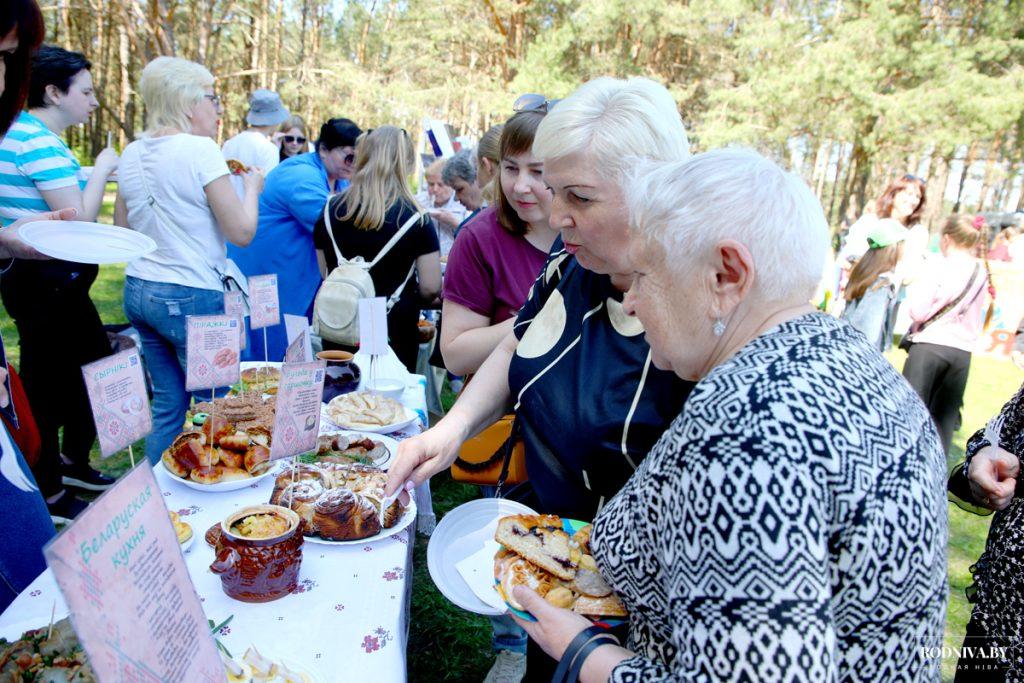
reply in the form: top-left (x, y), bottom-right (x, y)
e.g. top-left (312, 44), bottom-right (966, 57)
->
top-left (625, 148), bottom-right (830, 304)
top-left (138, 56), bottom-right (214, 137)
top-left (532, 77), bottom-right (690, 182)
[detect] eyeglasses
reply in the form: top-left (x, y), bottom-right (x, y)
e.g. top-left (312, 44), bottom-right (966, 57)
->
top-left (283, 135), bottom-right (306, 144)
top-left (343, 153), bottom-right (356, 165)
top-left (513, 93), bottom-right (560, 113)
top-left (203, 94), bottom-right (222, 107)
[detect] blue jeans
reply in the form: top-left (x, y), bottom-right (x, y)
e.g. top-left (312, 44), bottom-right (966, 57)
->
top-left (124, 277), bottom-right (227, 463)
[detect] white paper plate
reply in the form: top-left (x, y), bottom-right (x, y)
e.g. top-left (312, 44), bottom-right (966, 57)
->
top-left (19, 221), bottom-right (156, 264)
top-left (302, 496), bottom-right (416, 546)
top-left (311, 431), bottom-right (398, 470)
top-left (322, 404), bottom-right (419, 435)
top-left (427, 498), bottom-right (538, 616)
top-left (156, 460), bottom-right (274, 492)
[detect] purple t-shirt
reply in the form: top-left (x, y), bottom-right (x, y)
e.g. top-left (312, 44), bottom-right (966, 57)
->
top-left (443, 206), bottom-right (549, 324)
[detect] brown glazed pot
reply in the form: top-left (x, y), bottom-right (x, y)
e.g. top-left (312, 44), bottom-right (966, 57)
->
top-left (210, 504), bottom-right (304, 603)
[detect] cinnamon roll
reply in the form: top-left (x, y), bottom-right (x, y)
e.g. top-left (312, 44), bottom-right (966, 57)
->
top-left (272, 480), bottom-right (325, 530)
top-left (312, 488), bottom-right (381, 541)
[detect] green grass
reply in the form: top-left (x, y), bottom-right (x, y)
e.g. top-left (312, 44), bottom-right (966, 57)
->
top-left (4, 226), bottom-right (1021, 680)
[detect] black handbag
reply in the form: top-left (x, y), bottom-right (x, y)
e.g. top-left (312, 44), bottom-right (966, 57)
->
top-left (899, 264), bottom-right (981, 352)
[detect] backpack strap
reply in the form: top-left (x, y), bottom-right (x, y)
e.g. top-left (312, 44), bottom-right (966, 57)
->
top-left (368, 210), bottom-right (425, 268)
top-left (322, 195), bottom-right (344, 266)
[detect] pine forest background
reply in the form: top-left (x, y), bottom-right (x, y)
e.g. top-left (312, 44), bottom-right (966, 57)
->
top-left (41, 0), bottom-right (1024, 232)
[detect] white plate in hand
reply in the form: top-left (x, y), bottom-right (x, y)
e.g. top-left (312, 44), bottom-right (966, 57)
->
top-left (18, 221), bottom-right (156, 264)
top-left (427, 498), bottom-right (538, 616)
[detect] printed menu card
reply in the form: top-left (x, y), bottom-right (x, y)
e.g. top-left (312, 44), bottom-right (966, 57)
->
top-left (44, 463), bottom-right (225, 683)
top-left (358, 297), bottom-right (389, 356)
top-left (81, 349), bottom-right (152, 457)
top-left (185, 314), bottom-right (241, 391)
top-left (269, 361), bottom-right (326, 460)
top-left (223, 290), bottom-right (248, 351)
top-left (248, 274), bottom-right (281, 330)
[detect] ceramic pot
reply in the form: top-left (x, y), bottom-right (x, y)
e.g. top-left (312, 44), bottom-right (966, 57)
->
top-left (316, 350), bottom-right (361, 403)
top-left (210, 504), bottom-right (303, 603)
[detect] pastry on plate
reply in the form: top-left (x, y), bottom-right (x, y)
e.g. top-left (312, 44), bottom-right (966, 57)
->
top-left (495, 514), bottom-right (579, 580)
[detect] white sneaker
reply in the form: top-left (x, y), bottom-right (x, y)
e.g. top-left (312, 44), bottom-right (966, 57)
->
top-left (482, 650), bottom-right (526, 683)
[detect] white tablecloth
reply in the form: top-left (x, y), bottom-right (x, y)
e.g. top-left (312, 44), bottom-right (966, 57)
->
top-left (0, 372), bottom-right (434, 682)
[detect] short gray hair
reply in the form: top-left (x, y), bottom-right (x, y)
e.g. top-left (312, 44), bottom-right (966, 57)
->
top-left (533, 77), bottom-right (690, 183)
top-left (442, 149), bottom-right (476, 186)
top-left (138, 56), bottom-right (214, 137)
top-left (625, 148), bottom-right (830, 304)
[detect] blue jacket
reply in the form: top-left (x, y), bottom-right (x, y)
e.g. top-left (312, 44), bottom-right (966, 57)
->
top-left (228, 152), bottom-right (348, 360)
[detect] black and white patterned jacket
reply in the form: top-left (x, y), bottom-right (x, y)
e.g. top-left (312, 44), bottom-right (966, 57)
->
top-left (592, 313), bottom-right (948, 682)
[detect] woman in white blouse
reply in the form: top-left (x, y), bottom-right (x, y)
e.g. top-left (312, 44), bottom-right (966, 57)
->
top-left (514, 149), bottom-right (948, 683)
top-left (114, 56), bottom-right (263, 463)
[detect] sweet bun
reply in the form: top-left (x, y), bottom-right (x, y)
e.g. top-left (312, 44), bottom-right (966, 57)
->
top-left (545, 586), bottom-right (575, 609)
top-left (218, 448), bottom-right (244, 469)
top-left (190, 466), bottom-right (223, 485)
top-left (274, 480), bottom-right (325, 529)
top-left (217, 466), bottom-right (251, 482)
top-left (219, 432), bottom-right (250, 452)
top-left (162, 448), bottom-right (190, 478)
top-left (244, 444), bottom-right (271, 475)
top-left (312, 488), bottom-right (381, 541)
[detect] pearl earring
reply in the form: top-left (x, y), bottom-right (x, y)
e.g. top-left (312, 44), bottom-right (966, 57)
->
top-left (713, 319), bottom-right (726, 337)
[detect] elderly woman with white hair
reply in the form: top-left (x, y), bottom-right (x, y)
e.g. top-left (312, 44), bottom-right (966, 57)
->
top-left (389, 77), bottom-right (693, 517)
top-left (388, 77), bottom-right (694, 678)
top-left (511, 149), bottom-right (949, 682)
top-left (114, 56), bottom-right (263, 463)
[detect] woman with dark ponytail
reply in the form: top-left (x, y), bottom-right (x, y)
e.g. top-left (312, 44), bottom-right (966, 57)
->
top-left (902, 214), bottom-right (993, 454)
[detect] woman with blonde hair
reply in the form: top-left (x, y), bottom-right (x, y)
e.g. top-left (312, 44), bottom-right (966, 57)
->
top-left (276, 113), bottom-right (310, 161)
top-left (476, 123), bottom-right (503, 202)
top-left (313, 126), bottom-right (441, 371)
top-left (903, 214), bottom-right (992, 455)
top-left (114, 56), bottom-right (263, 462)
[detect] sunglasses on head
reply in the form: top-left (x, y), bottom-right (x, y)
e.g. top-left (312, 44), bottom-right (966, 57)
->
top-left (283, 135), bottom-right (306, 144)
top-left (902, 174), bottom-right (924, 183)
top-left (513, 93), bottom-right (560, 113)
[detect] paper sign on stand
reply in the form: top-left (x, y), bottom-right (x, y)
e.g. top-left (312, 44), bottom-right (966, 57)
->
top-left (223, 290), bottom-right (248, 351)
top-left (0, 332), bottom-right (17, 429)
top-left (81, 349), bottom-right (152, 458)
top-left (284, 330), bottom-right (308, 364)
top-left (269, 361), bottom-right (326, 460)
top-left (284, 313), bottom-right (313, 362)
top-left (185, 314), bottom-right (241, 391)
top-left (43, 462), bottom-right (225, 683)
top-left (358, 297), bottom-right (389, 356)
top-left (248, 274), bottom-right (281, 330)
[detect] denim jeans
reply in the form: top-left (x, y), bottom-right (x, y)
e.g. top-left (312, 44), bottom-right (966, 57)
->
top-left (124, 277), bottom-right (227, 463)
top-left (490, 613), bottom-right (528, 654)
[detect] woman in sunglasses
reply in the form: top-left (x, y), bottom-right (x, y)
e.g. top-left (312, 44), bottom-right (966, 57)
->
top-left (276, 114), bottom-right (310, 161)
top-left (230, 116), bottom-right (361, 360)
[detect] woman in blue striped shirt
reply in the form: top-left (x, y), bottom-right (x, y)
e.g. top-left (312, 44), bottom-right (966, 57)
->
top-left (0, 44), bottom-right (120, 513)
